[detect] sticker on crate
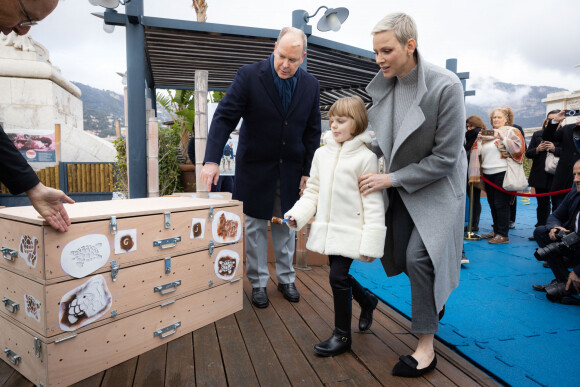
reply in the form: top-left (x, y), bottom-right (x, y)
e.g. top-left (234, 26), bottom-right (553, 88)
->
top-left (114, 229), bottom-right (137, 254)
top-left (212, 211), bottom-right (241, 243)
top-left (190, 218), bottom-right (206, 239)
top-left (214, 249), bottom-right (240, 280)
top-left (19, 234), bottom-right (39, 268)
top-left (24, 294), bottom-right (42, 322)
top-left (59, 274), bottom-right (112, 331)
top-left (61, 234), bottom-right (111, 278)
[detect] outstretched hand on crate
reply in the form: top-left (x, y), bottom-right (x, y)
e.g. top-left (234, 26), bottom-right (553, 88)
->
top-left (26, 183), bottom-right (75, 232)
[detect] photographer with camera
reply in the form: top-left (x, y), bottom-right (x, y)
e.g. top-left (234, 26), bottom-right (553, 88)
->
top-left (532, 159), bottom-right (580, 303)
top-left (546, 109), bottom-right (580, 209)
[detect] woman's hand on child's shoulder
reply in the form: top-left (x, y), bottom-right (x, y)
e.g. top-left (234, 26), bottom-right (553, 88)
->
top-left (360, 256), bottom-right (375, 263)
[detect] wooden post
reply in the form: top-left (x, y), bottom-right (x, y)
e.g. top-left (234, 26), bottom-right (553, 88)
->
top-left (147, 116), bottom-right (159, 197)
top-left (54, 124), bottom-right (61, 189)
top-left (194, 70), bottom-right (209, 198)
top-left (67, 165), bottom-right (74, 192)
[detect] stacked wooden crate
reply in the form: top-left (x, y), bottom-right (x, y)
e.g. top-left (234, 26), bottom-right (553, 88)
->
top-left (0, 197), bottom-right (243, 386)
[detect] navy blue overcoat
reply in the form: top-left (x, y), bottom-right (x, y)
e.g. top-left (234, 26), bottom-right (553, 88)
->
top-left (203, 58), bottom-right (321, 219)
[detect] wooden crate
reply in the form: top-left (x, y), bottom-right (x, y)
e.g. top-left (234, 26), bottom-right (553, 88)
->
top-left (0, 197), bottom-right (244, 386)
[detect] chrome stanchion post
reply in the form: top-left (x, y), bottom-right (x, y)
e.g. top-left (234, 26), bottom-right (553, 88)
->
top-left (465, 182), bottom-right (481, 240)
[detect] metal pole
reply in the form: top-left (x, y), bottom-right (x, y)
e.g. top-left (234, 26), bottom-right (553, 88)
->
top-left (292, 10), bottom-right (312, 71)
top-left (124, 0), bottom-right (147, 198)
top-left (464, 182), bottom-right (481, 240)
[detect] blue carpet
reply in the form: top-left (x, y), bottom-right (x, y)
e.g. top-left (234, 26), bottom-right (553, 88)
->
top-left (350, 197), bottom-right (580, 387)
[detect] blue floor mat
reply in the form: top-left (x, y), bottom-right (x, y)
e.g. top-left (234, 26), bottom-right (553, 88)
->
top-left (350, 197), bottom-right (580, 386)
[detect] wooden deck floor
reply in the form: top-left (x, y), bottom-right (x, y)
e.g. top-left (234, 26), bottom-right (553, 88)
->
top-left (0, 264), bottom-right (499, 387)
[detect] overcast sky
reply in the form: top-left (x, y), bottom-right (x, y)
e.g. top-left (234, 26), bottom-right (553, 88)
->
top-left (30, 0), bottom-right (580, 106)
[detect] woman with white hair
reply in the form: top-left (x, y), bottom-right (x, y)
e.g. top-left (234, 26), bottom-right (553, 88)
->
top-left (359, 12), bottom-right (467, 377)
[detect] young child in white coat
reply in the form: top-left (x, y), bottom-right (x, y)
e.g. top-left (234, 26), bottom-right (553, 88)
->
top-left (285, 96), bottom-right (386, 357)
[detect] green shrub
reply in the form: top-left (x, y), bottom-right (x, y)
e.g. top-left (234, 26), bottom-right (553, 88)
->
top-left (112, 125), bottom-right (183, 197)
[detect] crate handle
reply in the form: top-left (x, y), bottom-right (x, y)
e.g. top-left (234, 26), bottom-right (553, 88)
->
top-left (153, 280), bottom-right (182, 295)
top-left (153, 237), bottom-right (181, 250)
top-left (2, 297), bottom-right (19, 313)
top-left (1, 247), bottom-right (17, 262)
top-left (154, 322), bottom-right (181, 339)
top-left (4, 348), bottom-right (21, 365)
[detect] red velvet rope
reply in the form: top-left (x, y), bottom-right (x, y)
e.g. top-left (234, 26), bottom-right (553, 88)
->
top-left (477, 176), bottom-right (571, 197)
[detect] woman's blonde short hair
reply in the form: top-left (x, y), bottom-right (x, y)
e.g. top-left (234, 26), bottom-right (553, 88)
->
top-left (489, 107), bottom-right (514, 127)
top-left (371, 12), bottom-right (418, 48)
top-left (328, 96), bottom-right (368, 137)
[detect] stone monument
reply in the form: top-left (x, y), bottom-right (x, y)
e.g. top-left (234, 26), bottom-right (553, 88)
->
top-left (0, 32), bottom-right (115, 169)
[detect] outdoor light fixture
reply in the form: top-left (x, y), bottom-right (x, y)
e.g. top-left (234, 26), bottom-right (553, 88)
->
top-left (88, 0), bottom-right (131, 9)
top-left (91, 10), bottom-right (117, 33)
top-left (303, 6), bottom-right (349, 32)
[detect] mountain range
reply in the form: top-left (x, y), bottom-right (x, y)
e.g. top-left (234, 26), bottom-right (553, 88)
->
top-left (465, 81), bottom-right (566, 129)
top-left (73, 80), bottom-right (566, 135)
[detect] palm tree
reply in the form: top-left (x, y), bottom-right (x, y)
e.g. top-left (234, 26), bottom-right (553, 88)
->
top-left (192, 0), bottom-right (208, 22)
top-left (156, 90), bottom-right (195, 162)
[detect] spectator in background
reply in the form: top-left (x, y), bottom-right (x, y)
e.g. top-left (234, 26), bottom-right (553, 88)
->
top-left (549, 110), bottom-right (580, 209)
top-left (526, 110), bottom-right (561, 240)
top-left (222, 140), bottom-right (235, 171)
top-left (465, 115), bottom-right (485, 232)
top-left (469, 106), bottom-right (525, 244)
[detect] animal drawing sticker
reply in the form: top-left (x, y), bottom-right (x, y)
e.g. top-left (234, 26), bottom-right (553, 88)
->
top-left (114, 229), bottom-right (137, 254)
top-left (190, 218), bottom-right (206, 239)
top-left (212, 211), bottom-right (241, 243)
top-left (58, 274), bottom-right (112, 331)
top-left (214, 249), bottom-right (240, 281)
top-left (19, 235), bottom-right (39, 268)
top-left (61, 234), bottom-right (110, 278)
top-left (24, 294), bottom-right (42, 322)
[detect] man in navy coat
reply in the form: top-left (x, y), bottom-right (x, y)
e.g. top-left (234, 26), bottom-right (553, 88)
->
top-left (201, 27), bottom-right (321, 308)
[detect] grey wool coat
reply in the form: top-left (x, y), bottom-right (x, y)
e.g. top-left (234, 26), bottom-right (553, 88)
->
top-left (366, 51), bottom-right (467, 311)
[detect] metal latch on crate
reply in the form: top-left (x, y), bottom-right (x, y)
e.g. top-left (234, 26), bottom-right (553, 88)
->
top-left (1, 247), bottom-right (17, 261)
top-left (208, 206), bottom-right (214, 221)
top-left (110, 261), bottom-right (120, 282)
top-left (164, 212), bottom-right (171, 229)
top-left (154, 322), bottom-right (181, 339)
top-left (110, 216), bottom-right (117, 235)
top-left (4, 348), bottom-right (21, 365)
top-left (154, 280), bottom-right (181, 295)
top-left (34, 337), bottom-right (41, 358)
top-left (153, 236), bottom-right (181, 250)
top-left (164, 258), bottom-right (171, 274)
top-left (208, 240), bottom-right (214, 257)
top-left (2, 297), bottom-right (19, 313)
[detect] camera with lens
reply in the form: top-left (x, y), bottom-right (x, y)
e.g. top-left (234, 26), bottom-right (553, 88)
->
top-left (534, 230), bottom-right (580, 261)
top-left (545, 281), bottom-right (579, 302)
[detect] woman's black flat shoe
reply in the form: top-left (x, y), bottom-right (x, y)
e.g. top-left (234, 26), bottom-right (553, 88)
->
top-left (392, 355), bottom-right (437, 377)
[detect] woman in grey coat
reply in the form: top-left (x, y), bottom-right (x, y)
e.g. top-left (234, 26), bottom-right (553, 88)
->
top-left (359, 13), bottom-right (467, 377)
